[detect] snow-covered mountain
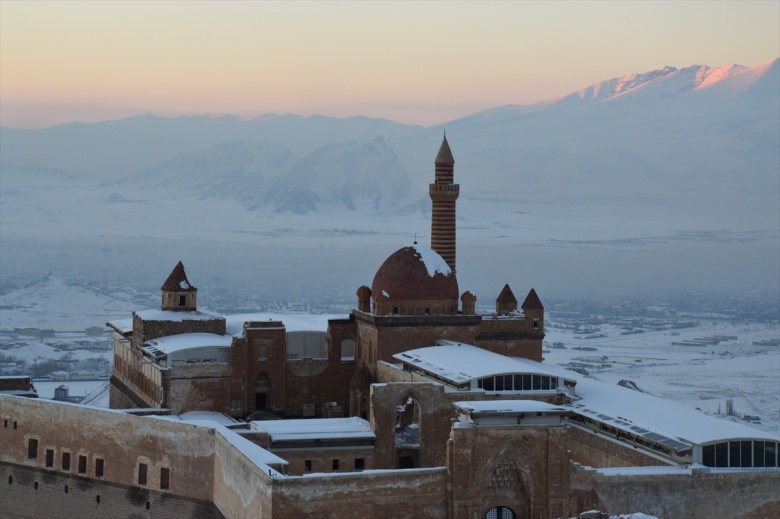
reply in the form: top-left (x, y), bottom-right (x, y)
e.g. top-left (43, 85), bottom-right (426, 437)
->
top-left (0, 59), bottom-right (777, 297)
top-left (0, 274), bottom-right (155, 331)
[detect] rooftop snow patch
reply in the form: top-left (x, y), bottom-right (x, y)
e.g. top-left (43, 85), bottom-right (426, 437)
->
top-left (251, 416), bottom-right (375, 442)
top-left (411, 243), bottom-right (451, 277)
top-left (225, 313), bottom-right (337, 336)
top-left (143, 333), bottom-right (232, 354)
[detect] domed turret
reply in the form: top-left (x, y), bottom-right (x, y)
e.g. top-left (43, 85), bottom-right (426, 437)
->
top-left (371, 243), bottom-right (459, 316)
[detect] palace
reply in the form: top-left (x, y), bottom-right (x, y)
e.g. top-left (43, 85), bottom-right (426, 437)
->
top-left (2, 137), bottom-right (778, 519)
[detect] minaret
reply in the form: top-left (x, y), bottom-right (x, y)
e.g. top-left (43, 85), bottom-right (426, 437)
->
top-left (429, 134), bottom-right (459, 272)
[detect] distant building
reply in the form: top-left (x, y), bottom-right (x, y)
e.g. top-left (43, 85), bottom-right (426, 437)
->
top-left (2, 137), bottom-right (778, 518)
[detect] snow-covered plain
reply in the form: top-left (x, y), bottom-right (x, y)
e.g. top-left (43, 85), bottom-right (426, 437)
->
top-left (543, 321), bottom-right (780, 436)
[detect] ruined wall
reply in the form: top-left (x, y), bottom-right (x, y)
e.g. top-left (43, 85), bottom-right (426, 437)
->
top-left (569, 464), bottom-right (780, 519)
top-left (370, 373), bottom-right (566, 470)
top-left (270, 468), bottom-right (448, 519)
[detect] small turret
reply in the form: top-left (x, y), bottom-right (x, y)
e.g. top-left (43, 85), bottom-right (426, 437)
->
top-left (496, 284), bottom-right (518, 315)
top-left (521, 288), bottom-right (544, 332)
top-left (461, 291), bottom-right (477, 315)
top-left (357, 285), bottom-right (372, 313)
top-left (161, 261), bottom-right (197, 311)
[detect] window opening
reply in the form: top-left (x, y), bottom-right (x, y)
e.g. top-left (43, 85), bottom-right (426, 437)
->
top-left (64, 484), bottom-right (68, 493)
top-left (62, 452), bottom-right (71, 471)
top-left (304, 460), bottom-right (312, 472)
top-left (78, 455), bottom-right (87, 474)
top-left (96, 495), bottom-right (101, 504)
top-left (34, 481), bottom-right (39, 490)
top-left (45, 449), bottom-right (54, 467)
top-left (332, 459), bottom-right (339, 471)
top-left (28, 438), bottom-right (38, 459)
top-left (354, 458), bottom-right (365, 470)
top-left (95, 458), bottom-right (104, 477)
top-left (178, 295), bottom-right (186, 306)
top-left (138, 463), bottom-right (147, 485)
top-left (160, 468), bottom-right (170, 490)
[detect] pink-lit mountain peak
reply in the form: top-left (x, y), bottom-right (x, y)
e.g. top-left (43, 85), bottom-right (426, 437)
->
top-left (571, 59), bottom-right (778, 104)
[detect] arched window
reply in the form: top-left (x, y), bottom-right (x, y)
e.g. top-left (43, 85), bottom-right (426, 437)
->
top-left (485, 506), bottom-right (515, 519)
top-left (340, 339), bottom-right (355, 361)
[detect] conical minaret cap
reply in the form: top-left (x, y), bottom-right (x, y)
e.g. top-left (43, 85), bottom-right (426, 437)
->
top-left (435, 135), bottom-right (455, 166)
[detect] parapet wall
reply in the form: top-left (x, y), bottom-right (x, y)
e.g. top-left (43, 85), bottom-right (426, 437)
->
top-left (271, 468), bottom-right (448, 519)
top-left (570, 463), bottom-right (780, 519)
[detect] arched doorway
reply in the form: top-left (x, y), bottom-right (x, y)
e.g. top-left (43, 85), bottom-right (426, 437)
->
top-left (254, 373), bottom-right (270, 410)
top-left (395, 394), bottom-right (422, 468)
top-left (485, 506), bottom-right (515, 519)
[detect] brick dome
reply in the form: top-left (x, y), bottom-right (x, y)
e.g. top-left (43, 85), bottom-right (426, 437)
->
top-left (371, 244), bottom-right (459, 315)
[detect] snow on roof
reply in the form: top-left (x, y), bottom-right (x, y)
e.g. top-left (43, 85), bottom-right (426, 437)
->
top-left (177, 411), bottom-right (240, 426)
top-left (135, 309), bottom-right (223, 322)
top-left (454, 400), bottom-right (568, 415)
top-left (143, 333), bottom-right (232, 354)
top-left (106, 317), bottom-right (133, 334)
top-left (394, 343), bottom-right (569, 385)
top-left (411, 243), bottom-right (451, 277)
top-left (225, 313), bottom-right (337, 336)
top-left (251, 417), bottom-right (375, 442)
top-left (184, 419), bottom-right (288, 471)
top-left (568, 375), bottom-right (780, 446)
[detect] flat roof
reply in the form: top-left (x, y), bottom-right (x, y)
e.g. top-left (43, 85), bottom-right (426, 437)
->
top-left (251, 417), bottom-right (375, 442)
top-left (454, 400), bottom-right (569, 415)
top-left (394, 343), bottom-right (573, 386)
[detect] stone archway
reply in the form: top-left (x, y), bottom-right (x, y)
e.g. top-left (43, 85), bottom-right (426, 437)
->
top-left (476, 442), bottom-right (538, 519)
top-left (395, 391), bottom-right (424, 468)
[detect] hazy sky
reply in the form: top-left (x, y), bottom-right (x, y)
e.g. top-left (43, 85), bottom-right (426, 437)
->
top-left (1, 1), bottom-right (778, 128)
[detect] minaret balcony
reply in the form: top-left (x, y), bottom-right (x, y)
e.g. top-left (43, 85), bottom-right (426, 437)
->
top-left (429, 183), bottom-right (460, 201)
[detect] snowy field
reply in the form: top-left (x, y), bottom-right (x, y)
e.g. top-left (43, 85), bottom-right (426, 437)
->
top-left (543, 320), bottom-right (780, 436)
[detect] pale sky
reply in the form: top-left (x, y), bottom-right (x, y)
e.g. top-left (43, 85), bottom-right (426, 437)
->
top-left (1, 0), bottom-right (778, 128)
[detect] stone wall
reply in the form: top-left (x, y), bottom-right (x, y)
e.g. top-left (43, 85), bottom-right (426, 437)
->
top-left (566, 425), bottom-right (667, 468)
top-left (448, 422), bottom-right (571, 519)
top-left (0, 463), bottom-right (223, 519)
top-left (132, 313), bottom-right (226, 347)
top-left (1, 396), bottom-right (216, 499)
top-left (570, 464), bottom-right (780, 519)
top-left (166, 363), bottom-right (232, 414)
top-left (270, 468), bottom-right (448, 519)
